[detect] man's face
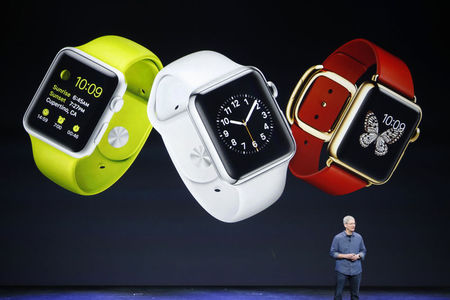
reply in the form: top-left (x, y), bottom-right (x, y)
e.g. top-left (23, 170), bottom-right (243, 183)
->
top-left (344, 218), bottom-right (356, 232)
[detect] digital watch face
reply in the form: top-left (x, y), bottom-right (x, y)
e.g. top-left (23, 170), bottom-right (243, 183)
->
top-left (24, 49), bottom-right (119, 153)
top-left (194, 70), bottom-right (295, 180)
top-left (334, 84), bottom-right (421, 183)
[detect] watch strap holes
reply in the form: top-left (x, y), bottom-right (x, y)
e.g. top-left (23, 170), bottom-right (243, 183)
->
top-left (140, 88), bottom-right (146, 96)
top-left (98, 163), bottom-right (106, 169)
top-left (214, 188), bottom-right (221, 192)
top-left (174, 105), bottom-right (179, 110)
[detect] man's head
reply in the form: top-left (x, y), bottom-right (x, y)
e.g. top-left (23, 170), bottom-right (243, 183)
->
top-left (343, 215), bottom-right (356, 233)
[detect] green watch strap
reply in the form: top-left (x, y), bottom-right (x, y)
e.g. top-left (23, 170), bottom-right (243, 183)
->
top-left (30, 35), bottom-right (162, 195)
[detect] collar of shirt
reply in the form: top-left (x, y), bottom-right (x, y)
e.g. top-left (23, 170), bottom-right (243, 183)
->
top-left (343, 230), bottom-right (354, 237)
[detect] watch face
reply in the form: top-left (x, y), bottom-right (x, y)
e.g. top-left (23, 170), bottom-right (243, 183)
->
top-left (334, 84), bottom-right (421, 183)
top-left (194, 70), bottom-right (295, 181)
top-left (24, 49), bottom-right (119, 153)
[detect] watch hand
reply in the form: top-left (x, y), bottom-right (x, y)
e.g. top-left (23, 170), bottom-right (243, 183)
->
top-left (245, 100), bottom-right (258, 123)
top-left (229, 120), bottom-right (244, 126)
top-left (243, 120), bottom-right (259, 152)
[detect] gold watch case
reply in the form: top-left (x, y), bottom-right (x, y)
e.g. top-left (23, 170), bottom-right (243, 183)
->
top-left (286, 65), bottom-right (422, 186)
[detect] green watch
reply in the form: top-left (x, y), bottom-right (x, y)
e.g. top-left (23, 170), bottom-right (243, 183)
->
top-left (23, 35), bottom-right (162, 195)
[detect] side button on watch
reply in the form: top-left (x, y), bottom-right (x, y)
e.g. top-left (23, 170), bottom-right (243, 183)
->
top-left (23, 35), bottom-right (163, 195)
top-left (286, 38), bottom-right (422, 195)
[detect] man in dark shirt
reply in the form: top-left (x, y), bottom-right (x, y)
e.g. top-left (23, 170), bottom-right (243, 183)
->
top-left (330, 215), bottom-right (367, 300)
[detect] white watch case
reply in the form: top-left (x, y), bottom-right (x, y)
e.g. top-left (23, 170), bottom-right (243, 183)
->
top-left (188, 67), bottom-right (295, 185)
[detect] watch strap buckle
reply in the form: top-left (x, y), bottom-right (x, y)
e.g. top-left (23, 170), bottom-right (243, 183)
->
top-left (286, 65), bottom-right (357, 142)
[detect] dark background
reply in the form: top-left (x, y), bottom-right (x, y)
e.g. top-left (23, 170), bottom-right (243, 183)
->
top-left (1, 0), bottom-right (449, 287)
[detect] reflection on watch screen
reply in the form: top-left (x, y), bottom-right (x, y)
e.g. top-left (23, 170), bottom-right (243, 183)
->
top-left (195, 71), bottom-right (295, 180)
top-left (25, 49), bottom-right (118, 152)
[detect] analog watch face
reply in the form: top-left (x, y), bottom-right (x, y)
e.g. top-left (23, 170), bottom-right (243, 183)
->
top-left (216, 94), bottom-right (274, 155)
top-left (194, 70), bottom-right (295, 181)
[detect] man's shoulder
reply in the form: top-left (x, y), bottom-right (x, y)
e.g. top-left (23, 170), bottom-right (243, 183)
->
top-left (334, 231), bottom-right (345, 239)
top-left (353, 232), bottom-right (363, 239)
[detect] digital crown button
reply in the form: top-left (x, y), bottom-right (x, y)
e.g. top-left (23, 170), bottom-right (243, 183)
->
top-left (190, 145), bottom-right (212, 168)
top-left (109, 97), bottom-right (124, 113)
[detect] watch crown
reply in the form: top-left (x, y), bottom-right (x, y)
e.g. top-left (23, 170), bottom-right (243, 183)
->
top-left (267, 81), bottom-right (278, 98)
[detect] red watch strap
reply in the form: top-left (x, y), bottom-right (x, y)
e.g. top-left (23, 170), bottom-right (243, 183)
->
top-left (289, 125), bottom-right (367, 195)
top-left (324, 39), bottom-right (414, 99)
top-left (289, 76), bottom-right (368, 195)
top-left (289, 39), bottom-right (414, 195)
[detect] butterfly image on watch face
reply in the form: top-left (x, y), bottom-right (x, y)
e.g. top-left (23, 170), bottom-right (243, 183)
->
top-left (359, 111), bottom-right (404, 156)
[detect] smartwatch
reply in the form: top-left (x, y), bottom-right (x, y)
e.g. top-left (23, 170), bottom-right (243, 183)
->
top-left (23, 35), bottom-right (163, 195)
top-left (286, 39), bottom-right (422, 195)
top-left (148, 51), bottom-right (296, 222)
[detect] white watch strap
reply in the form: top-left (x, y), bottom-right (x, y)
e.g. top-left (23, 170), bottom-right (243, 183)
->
top-left (148, 51), bottom-right (289, 222)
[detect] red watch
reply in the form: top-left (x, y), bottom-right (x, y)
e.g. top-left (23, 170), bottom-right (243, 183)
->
top-left (286, 39), bottom-right (422, 195)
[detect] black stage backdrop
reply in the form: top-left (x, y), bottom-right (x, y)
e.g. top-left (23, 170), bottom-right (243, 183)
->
top-left (1, 0), bottom-right (449, 287)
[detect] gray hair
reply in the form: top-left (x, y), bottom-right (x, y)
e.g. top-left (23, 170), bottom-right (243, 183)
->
top-left (343, 215), bottom-right (355, 225)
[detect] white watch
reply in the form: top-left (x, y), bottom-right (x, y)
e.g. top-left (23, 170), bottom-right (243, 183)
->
top-left (147, 51), bottom-right (296, 222)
